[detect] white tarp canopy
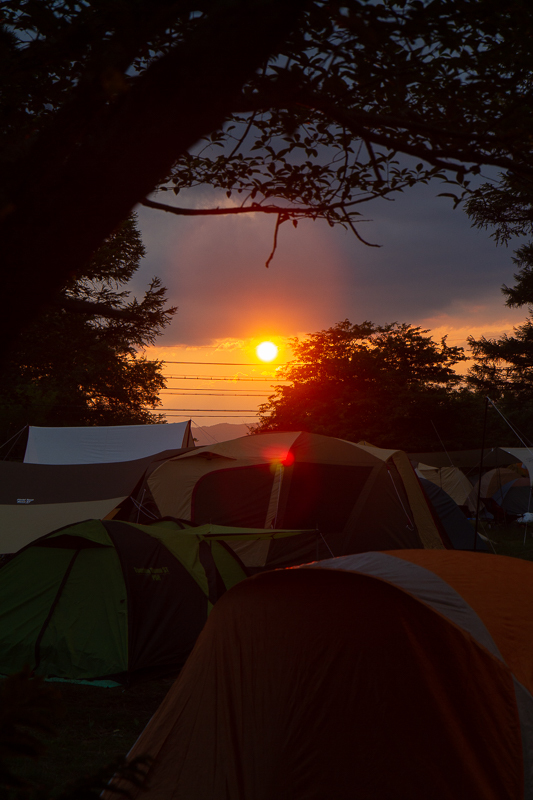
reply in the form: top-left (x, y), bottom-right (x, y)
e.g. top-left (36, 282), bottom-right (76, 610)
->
top-left (24, 421), bottom-right (193, 465)
top-left (499, 447), bottom-right (533, 486)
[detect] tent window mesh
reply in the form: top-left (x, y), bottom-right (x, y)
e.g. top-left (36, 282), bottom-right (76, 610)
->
top-left (192, 465), bottom-right (275, 527)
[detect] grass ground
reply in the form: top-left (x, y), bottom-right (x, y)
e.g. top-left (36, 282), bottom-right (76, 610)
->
top-left (6, 677), bottom-right (173, 797)
top-left (475, 518), bottom-right (533, 560)
top-left (7, 519), bottom-right (533, 795)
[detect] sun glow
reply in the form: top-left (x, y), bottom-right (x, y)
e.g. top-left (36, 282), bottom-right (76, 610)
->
top-left (256, 341), bottom-right (278, 362)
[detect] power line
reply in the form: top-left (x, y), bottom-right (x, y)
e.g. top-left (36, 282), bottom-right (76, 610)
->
top-left (159, 408), bottom-right (260, 412)
top-left (163, 375), bottom-right (287, 381)
top-left (161, 394), bottom-right (268, 397)
top-left (162, 386), bottom-right (271, 391)
top-left (161, 360), bottom-right (290, 366)
top-left (161, 386), bottom-right (270, 391)
top-left (160, 392), bottom-right (269, 397)
top-left (165, 414), bottom-right (257, 419)
top-left (159, 386), bottom-right (267, 394)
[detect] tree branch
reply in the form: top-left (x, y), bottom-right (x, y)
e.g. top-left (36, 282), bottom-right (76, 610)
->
top-left (140, 197), bottom-right (301, 216)
top-left (52, 296), bottom-right (145, 321)
top-left (265, 213), bottom-right (286, 268)
top-left (341, 205), bottom-right (380, 248)
top-left (0, 0), bottom-right (311, 358)
top-left (234, 89), bottom-right (533, 177)
top-left (228, 110), bottom-right (258, 159)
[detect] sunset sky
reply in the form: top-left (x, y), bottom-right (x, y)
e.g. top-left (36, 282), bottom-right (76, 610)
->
top-left (133, 175), bottom-right (526, 434)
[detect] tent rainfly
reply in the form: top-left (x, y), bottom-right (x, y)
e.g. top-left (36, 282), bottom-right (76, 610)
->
top-left (0, 450), bottom-right (190, 554)
top-left (418, 478), bottom-right (488, 551)
top-left (0, 519), bottom-right (250, 682)
top-left (414, 462), bottom-right (474, 507)
top-left (111, 550), bottom-right (533, 800)
top-left (135, 431), bottom-right (449, 562)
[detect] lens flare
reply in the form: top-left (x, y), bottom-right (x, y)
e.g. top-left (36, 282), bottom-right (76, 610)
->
top-left (256, 341), bottom-right (278, 362)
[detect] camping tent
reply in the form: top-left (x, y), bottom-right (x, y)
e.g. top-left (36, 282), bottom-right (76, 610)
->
top-left (114, 550), bottom-right (533, 800)
top-left (135, 432), bottom-right (448, 561)
top-left (172, 522), bottom-right (320, 573)
top-left (497, 447), bottom-right (533, 486)
top-left (418, 478), bottom-right (488, 551)
top-left (468, 468), bottom-right (533, 519)
top-left (414, 462), bottom-right (474, 507)
top-left (0, 450), bottom-right (189, 554)
top-left (475, 467), bottom-right (526, 501)
top-left (494, 482), bottom-right (533, 516)
top-left (23, 421), bottom-right (194, 465)
top-left (408, 447), bottom-right (522, 472)
top-left (0, 519), bottom-right (250, 682)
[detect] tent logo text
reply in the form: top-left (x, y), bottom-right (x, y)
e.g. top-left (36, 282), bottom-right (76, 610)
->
top-left (134, 566), bottom-right (169, 581)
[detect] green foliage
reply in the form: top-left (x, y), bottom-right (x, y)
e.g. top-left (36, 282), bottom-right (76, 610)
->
top-left (4, 1), bottom-right (533, 250)
top-left (502, 244), bottom-right (533, 307)
top-left (255, 319), bottom-right (477, 451)
top-left (465, 174), bottom-right (533, 246)
top-left (161, 0), bottom-right (533, 238)
top-left (0, 215), bottom-right (175, 444)
top-left (466, 172), bottom-right (533, 441)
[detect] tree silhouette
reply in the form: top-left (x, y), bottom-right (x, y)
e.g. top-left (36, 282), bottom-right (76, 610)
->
top-left (255, 320), bottom-right (474, 451)
top-left (2, 0), bottom-right (533, 356)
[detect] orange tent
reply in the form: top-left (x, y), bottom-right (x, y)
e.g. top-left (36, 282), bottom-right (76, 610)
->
top-left (113, 551), bottom-right (533, 800)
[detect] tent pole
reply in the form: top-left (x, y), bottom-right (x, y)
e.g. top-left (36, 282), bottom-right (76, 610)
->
top-left (474, 397), bottom-right (489, 551)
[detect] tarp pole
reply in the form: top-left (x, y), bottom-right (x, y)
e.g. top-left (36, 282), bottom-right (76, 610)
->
top-left (474, 397), bottom-right (489, 551)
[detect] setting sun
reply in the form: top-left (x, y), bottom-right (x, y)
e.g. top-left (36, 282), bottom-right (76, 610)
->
top-left (256, 341), bottom-right (278, 362)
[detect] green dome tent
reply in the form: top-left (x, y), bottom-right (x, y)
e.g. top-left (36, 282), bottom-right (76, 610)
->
top-left (0, 518), bottom-right (254, 683)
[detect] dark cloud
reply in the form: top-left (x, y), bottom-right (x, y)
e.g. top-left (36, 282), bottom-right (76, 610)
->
top-left (134, 181), bottom-right (521, 346)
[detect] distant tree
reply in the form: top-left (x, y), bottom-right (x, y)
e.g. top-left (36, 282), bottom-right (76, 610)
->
top-left (3, 1), bottom-right (533, 356)
top-left (467, 249), bottom-right (533, 445)
top-left (254, 320), bottom-right (474, 451)
top-left (465, 173), bottom-right (533, 443)
top-left (0, 215), bottom-right (176, 446)
top-left (465, 174), bottom-right (533, 247)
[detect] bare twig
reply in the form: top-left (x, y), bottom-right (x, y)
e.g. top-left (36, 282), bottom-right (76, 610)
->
top-left (265, 213), bottom-right (286, 267)
top-left (364, 138), bottom-right (383, 185)
top-left (228, 111), bottom-right (257, 159)
top-left (341, 205), bottom-right (380, 248)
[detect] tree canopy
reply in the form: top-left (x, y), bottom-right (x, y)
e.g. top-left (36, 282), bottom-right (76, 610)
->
top-left (3, 1), bottom-right (533, 355)
top-left (254, 319), bottom-right (480, 451)
top-left (463, 161), bottom-right (533, 438)
top-left (0, 215), bottom-right (175, 449)
top-left (467, 220), bottom-right (533, 408)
